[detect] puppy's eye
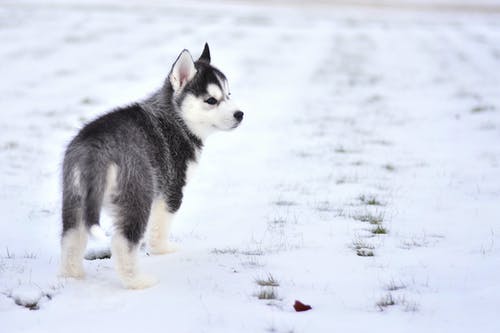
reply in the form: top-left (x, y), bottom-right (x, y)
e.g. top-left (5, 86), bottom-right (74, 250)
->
top-left (205, 97), bottom-right (218, 105)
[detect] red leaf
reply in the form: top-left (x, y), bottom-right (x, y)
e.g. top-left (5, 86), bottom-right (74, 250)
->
top-left (293, 300), bottom-right (312, 312)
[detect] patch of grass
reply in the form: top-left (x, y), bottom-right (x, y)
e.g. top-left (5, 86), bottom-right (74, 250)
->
top-left (356, 249), bottom-right (374, 257)
top-left (211, 248), bottom-right (238, 255)
top-left (273, 200), bottom-right (297, 207)
top-left (334, 208), bottom-right (347, 217)
top-left (4, 247), bottom-right (15, 259)
top-left (256, 288), bottom-right (279, 300)
top-left (270, 217), bottom-right (287, 225)
top-left (370, 139), bottom-right (392, 146)
top-left (243, 256), bottom-right (264, 268)
top-left (400, 239), bottom-right (425, 250)
top-left (240, 249), bottom-right (265, 256)
top-left (358, 194), bottom-right (384, 206)
top-left (399, 234), bottom-right (434, 249)
top-left (383, 164), bottom-right (395, 172)
top-left (336, 175), bottom-right (358, 185)
top-left (256, 274), bottom-right (279, 287)
top-left (376, 294), bottom-right (418, 312)
top-left (401, 298), bottom-right (420, 312)
top-left (385, 280), bottom-right (406, 291)
top-left (23, 252), bottom-right (37, 259)
top-left (352, 239), bottom-right (375, 257)
top-left (334, 146), bottom-right (348, 153)
top-left (372, 225), bottom-right (388, 235)
top-left (212, 248), bottom-right (264, 256)
top-left (352, 212), bottom-right (384, 225)
top-left (351, 239), bottom-right (375, 250)
top-left (268, 216), bottom-right (288, 225)
top-left (1, 141), bottom-right (19, 151)
top-left (365, 94), bottom-right (383, 104)
top-left (268, 212), bottom-right (298, 227)
top-left (471, 105), bottom-right (495, 113)
top-left (80, 97), bottom-right (96, 105)
top-left (376, 293), bottom-right (396, 311)
top-left (336, 177), bottom-right (347, 185)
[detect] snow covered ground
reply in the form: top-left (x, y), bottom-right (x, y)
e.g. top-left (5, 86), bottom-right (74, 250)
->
top-left (1, 0), bottom-right (500, 332)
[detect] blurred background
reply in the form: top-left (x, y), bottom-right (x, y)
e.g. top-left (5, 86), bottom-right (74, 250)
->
top-left (1, 1), bottom-right (499, 332)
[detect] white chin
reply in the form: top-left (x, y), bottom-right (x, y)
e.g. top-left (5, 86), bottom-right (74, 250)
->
top-left (213, 123), bottom-right (239, 131)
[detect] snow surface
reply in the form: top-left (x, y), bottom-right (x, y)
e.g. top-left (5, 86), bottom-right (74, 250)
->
top-left (1, 0), bottom-right (500, 332)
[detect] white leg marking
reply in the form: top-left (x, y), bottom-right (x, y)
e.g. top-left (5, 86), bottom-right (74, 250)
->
top-left (60, 224), bottom-right (88, 279)
top-left (147, 199), bottom-right (177, 255)
top-left (112, 233), bottom-right (157, 289)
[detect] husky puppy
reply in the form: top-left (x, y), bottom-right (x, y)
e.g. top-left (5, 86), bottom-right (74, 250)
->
top-left (59, 44), bottom-right (243, 289)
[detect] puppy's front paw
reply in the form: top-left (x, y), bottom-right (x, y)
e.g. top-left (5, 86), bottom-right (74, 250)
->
top-left (123, 274), bottom-right (158, 290)
top-left (59, 265), bottom-right (85, 279)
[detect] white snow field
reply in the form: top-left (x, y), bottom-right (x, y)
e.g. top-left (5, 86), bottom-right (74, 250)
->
top-left (1, 0), bottom-right (500, 332)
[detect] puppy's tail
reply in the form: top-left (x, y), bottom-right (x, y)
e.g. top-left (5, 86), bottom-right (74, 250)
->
top-left (80, 154), bottom-right (110, 240)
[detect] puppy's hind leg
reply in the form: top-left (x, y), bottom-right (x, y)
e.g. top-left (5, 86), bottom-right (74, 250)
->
top-left (112, 232), bottom-right (158, 289)
top-left (60, 225), bottom-right (88, 278)
top-left (147, 198), bottom-right (177, 255)
top-left (112, 182), bottom-right (157, 289)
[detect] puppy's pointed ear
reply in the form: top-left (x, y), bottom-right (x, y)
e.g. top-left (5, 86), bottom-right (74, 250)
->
top-left (198, 43), bottom-right (211, 63)
top-left (169, 49), bottom-right (197, 92)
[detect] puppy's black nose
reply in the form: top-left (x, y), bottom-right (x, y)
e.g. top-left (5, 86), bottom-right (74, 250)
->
top-left (233, 111), bottom-right (244, 122)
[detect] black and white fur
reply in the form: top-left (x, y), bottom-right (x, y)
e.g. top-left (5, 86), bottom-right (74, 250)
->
top-left (59, 44), bottom-right (243, 289)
